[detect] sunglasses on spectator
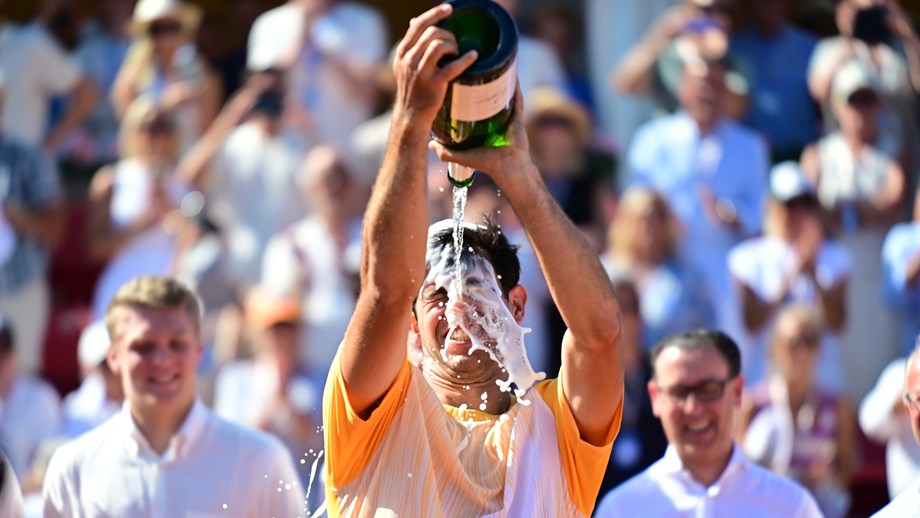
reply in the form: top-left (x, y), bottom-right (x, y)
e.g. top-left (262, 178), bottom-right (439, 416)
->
top-left (141, 119), bottom-right (175, 135)
top-left (535, 115), bottom-right (574, 131)
top-left (656, 377), bottom-right (735, 404)
top-left (782, 332), bottom-right (820, 350)
top-left (148, 20), bottom-right (183, 37)
top-left (848, 90), bottom-right (879, 107)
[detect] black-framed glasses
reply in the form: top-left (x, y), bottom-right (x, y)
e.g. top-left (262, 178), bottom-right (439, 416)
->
top-left (657, 377), bottom-right (735, 404)
top-left (904, 393), bottom-right (920, 413)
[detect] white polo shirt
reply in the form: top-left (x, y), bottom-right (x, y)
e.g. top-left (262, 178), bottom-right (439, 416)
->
top-left (595, 444), bottom-right (822, 518)
top-left (43, 399), bottom-right (305, 518)
top-left (872, 476), bottom-right (920, 517)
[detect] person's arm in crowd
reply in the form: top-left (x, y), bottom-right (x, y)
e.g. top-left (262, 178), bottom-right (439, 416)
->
top-left (835, 397), bottom-right (856, 486)
top-left (111, 60), bottom-right (139, 121)
top-left (339, 5), bottom-right (478, 416)
top-left (43, 76), bottom-right (100, 154)
top-left (3, 150), bottom-right (64, 247)
top-left (176, 86), bottom-right (259, 190)
top-left (886, 0), bottom-right (920, 94)
top-left (859, 359), bottom-right (907, 442)
top-left (431, 97), bottom-right (623, 446)
top-left (611, 4), bottom-right (695, 94)
top-left (882, 225), bottom-right (920, 310)
top-left (197, 70), bottom-right (224, 138)
top-left (737, 281), bottom-right (783, 333)
top-left (856, 161), bottom-right (905, 226)
top-left (3, 200), bottom-right (64, 248)
top-left (85, 166), bottom-right (170, 261)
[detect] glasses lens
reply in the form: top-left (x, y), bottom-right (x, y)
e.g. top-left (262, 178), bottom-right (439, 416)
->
top-left (694, 380), bottom-right (727, 402)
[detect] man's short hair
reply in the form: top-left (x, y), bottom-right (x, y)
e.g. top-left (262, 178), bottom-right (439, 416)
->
top-left (105, 276), bottom-right (201, 341)
top-left (650, 329), bottom-right (741, 379)
top-left (427, 215), bottom-right (521, 296)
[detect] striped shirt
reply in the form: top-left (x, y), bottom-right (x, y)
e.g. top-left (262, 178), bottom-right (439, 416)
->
top-left (323, 353), bottom-right (622, 517)
top-left (0, 136), bottom-right (60, 293)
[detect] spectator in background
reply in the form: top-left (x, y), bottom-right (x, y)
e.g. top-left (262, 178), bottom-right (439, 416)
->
top-left (112, 0), bottom-right (222, 154)
top-left (597, 278), bottom-right (669, 499)
top-left (492, 0), bottom-right (566, 97)
top-left (627, 42), bottom-right (767, 334)
top-left (0, 82), bottom-right (65, 375)
top-left (247, 0), bottom-right (388, 148)
top-left (88, 101), bottom-right (190, 321)
top-left (730, 0), bottom-right (820, 163)
top-left (181, 70), bottom-right (309, 290)
top-left (740, 304), bottom-right (855, 518)
top-left (860, 356), bottom-right (920, 499)
top-left (530, 6), bottom-right (594, 110)
top-left (809, 0), bottom-right (920, 125)
top-left (873, 342), bottom-right (920, 516)
top-left (595, 329), bottom-right (822, 517)
top-left (883, 211), bottom-right (920, 356)
top-left (0, 449), bottom-right (22, 518)
top-left (260, 146), bottom-right (362, 379)
top-left (611, 0), bottom-right (734, 114)
top-left (42, 276), bottom-right (303, 516)
top-left (601, 187), bottom-right (714, 349)
top-left (213, 288), bottom-right (323, 499)
top-left (524, 86), bottom-right (611, 250)
top-left (729, 162), bottom-right (850, 390)
top-left (61, 0), bottom-right (134, 173)
top-left (0, 315), bottom-right (60, 487)
top-left (802, 61), bottom-right (906, 383)
top-left (0, 0), bottom-right (99, 152)
top-left (61, 320), bottom-right (122, 439)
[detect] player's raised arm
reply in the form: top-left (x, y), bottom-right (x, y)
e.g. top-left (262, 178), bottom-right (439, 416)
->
top-left (339, 4), bottom-right (478, 415)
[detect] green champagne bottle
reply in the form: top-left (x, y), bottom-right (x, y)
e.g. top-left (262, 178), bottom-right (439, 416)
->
top-left (432, 0), bottom-right (519, 188)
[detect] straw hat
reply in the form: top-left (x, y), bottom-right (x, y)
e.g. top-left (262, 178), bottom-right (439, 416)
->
top-left (131, 0), bottom-right (201, 36)
top-left (524, 86), bottom-right (593, 146)
top-left (245, 287), bottom-right (303, 329)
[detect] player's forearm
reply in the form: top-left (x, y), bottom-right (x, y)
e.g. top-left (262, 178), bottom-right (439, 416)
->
top-left (359, 114), bottom-right (429, 300)
top-left (505, 166), bottom-right (620, 350)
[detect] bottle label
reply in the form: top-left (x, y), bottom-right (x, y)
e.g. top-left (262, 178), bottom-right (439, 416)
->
top-left (450, 59), bottom-right (516, 122)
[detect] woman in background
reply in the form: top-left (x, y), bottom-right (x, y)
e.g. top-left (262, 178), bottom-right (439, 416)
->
top-left (112, 0), bottom-right (221, 153)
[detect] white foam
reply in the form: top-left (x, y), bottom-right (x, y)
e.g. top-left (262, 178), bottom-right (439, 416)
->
top-left (422, 229), bottom-right (546, 394)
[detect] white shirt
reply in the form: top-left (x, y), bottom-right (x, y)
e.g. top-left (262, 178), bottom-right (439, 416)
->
top-left (0, 23), bottom-right (82, 146)
top-left (873, 477), bottom-right (920, 517)
top-left (728, 235), bottom-right (852, 390)
top-left (596, 444), bottom-right (822, 518)
top-left (860, 358), bottom-right (920, 498)
top-left (209, 121), bottom-right (308, 286)
top-left (61, 372), bottom-right (120, 439)
top-left (261, 216), bottom-right (360, 374)
top-left (42, 399), bottom-right (303, 518)
top-left (0, 373), bottom-right (61, 477)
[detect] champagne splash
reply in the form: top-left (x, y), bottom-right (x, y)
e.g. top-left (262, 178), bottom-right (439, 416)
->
top-left (424, 220), bottom-right (546, 394)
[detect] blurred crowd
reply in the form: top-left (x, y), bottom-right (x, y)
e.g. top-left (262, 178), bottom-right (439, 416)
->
top-left (0, 0), bottom-right (919, 515)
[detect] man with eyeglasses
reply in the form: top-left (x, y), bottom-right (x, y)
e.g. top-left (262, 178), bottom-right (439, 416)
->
top-left (873, 338), bottom-right (920, 516)
top-left (596, 329), bottom-right (822, 517)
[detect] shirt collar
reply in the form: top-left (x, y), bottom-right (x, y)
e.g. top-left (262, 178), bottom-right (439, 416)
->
top-left (659, 442), bottom-right (748, 487)
top-left (120, 399), bottom-right (208, 462)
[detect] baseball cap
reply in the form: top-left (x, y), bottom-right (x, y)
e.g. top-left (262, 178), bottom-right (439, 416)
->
top-left (831, 60), bottom-right (879, 103)
top-left (245, 288), bottom-right (302, 329)
top-left (78, 320), bottom-right (110, 370)
top-left (769, 161), bottom-right (817, 203)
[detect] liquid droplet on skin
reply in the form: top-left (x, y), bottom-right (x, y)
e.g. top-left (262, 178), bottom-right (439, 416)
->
top-left (479, 403), bottom-right (487, 411)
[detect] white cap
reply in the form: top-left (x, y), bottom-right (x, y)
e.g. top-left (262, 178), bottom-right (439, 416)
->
top-left (770, 161), bottom-right (816, 203)
top-left (132, 0), bottom-right (200, 35)
top-left (78, 320), bottom-right (110, 370)
top-left (831, 60), bottom-right (879, 102)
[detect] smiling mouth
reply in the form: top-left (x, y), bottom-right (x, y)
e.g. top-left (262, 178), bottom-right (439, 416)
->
top-left (449, 328), bottom-right (470, 342)
top-left (148, 373), bottom-right (180, 389)
top-left (684, 421), bottom-right (715, 439)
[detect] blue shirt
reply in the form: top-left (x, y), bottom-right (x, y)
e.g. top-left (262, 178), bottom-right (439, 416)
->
top-left (627, 112), bottom-right (768, 311)
top-left (730, 25), bottom-right (819, 152)
top-left (882, 222), bottom-right (920, 355)
top-left (0, 136), bottom-right (60, 293)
